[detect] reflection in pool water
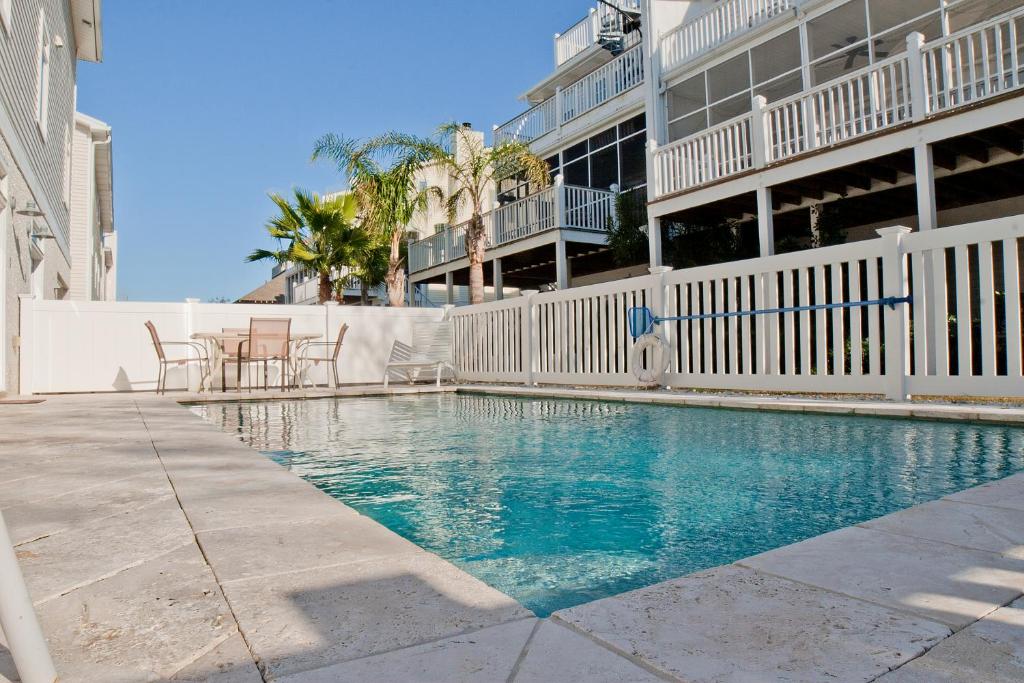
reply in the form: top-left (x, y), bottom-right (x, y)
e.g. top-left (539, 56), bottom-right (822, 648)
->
top-left (195, 394), bottom-right (1024, 616)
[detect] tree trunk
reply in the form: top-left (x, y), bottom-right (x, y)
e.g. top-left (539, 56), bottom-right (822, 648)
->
top-left (318, 272), bottom-right (332, 304)
top-left (466, 212), bottom-right (486, 305)
top-left (360, 282), bottom-right (369, 306)
top-left (386, 229), bottom-right (406, 307)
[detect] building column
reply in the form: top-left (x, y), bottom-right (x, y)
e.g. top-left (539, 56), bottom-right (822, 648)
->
top-left (915, 142), bottom-right (940, 375)
top-left (647, 215), bottom-right (663, 268)
top-left (493, 258), bottom-right (504, 301)
top-left (445, 270), bottom-right (454, 305)
top-left (756, 186), bottom-right (775, 257)
top-left (555, 240), bottom-right (569, 290)
top-left (914, 143), bottom-right (937, 231)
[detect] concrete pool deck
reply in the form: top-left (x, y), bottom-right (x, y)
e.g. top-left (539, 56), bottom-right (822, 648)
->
top-left (0, 387), bottom-right (1022, 681)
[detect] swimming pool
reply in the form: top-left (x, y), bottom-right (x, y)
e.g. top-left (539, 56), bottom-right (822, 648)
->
top-left (195, 394), bottom-right (1024, 617)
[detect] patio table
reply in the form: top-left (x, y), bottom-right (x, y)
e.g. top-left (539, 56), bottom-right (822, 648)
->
top-left (191, 331), bottom-right (320, 391)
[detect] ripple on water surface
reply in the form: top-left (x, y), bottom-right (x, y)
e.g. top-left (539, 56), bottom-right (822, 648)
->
top-left (194, 394), bottom-right (1024, 616)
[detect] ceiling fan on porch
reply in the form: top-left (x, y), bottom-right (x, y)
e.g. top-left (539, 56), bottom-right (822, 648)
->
top-left (831, 35), bottom-right (889, 69)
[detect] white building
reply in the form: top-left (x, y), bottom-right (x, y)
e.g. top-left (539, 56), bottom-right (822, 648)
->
top-left (408, 0), bottom-right (1024, 302)
top-left (0, 0), bottom-right (106, 395)
top-left (69, 111), bottom-right (115, 302)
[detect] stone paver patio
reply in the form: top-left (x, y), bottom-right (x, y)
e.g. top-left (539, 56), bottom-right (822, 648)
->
top-left (0, 387), bottom-right (1023, 681)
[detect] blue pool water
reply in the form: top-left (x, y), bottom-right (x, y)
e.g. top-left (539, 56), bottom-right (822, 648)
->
top-left (195, 394), bottom-right (1024, 616)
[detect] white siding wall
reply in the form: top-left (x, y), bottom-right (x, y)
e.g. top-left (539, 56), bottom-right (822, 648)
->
top-left (0, 0), bottom-right (77, 251)
top-left (68, 119), bottom-right (90, 298)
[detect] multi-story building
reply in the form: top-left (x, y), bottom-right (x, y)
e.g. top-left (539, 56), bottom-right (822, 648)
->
top-left (68, 111), bottom-right (115, 302)
top-left (644, 0), bottom-right (1024, 268)
top-left (408, 1), bottom-right (648, 298)
top-left (0, 0), bottom-right (106, 395)
top-left (407, 0), bottom-right (1024, 304)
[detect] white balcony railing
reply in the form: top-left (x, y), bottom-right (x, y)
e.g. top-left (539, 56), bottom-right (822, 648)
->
top-left (922, 9), bottom-right (1024, 114)
top-left (767, 53), bottom-right (912, 162)
top-left (661, 0), bottom-right (797, 74)
top-left (555, 1), bottom-right (642, 66)
top-left (495, 45), bottom-right (645, 145)
top-left (654, 113), bottom-right (755, 198)
top-left (409, 182), bottom-right (616, 273)
top-left (653, 7), bottom-right (1024, 199)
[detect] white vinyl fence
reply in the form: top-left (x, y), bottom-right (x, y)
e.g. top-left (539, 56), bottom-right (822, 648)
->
top-left (19, 300), bottom-right (443, 394)
top-left (449, 216), bottom-right (1024, 399)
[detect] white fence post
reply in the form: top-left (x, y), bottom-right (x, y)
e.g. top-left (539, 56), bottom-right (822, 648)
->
top-left (879, 226), bottom-right (912, 400)
top-left (906, 32), bottom-right (928, 121)
top-left (0, 509), bottom-right (58, 683)
top-left (649, 266), bottom-right (674, 387)
top-left (521, 290), bottom-right (538, 386)
top-left (17, 295), bottom-right (35, 396)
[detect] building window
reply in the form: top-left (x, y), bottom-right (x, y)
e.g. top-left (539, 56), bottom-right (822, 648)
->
top-left (664, 1), bottom-right (946, 142)
top-left (543, 114), bottom-right (648, 193)
top-left (35, 9), bottom-right (50, 137)
top-left (0, 0), bottom-right (11, 34)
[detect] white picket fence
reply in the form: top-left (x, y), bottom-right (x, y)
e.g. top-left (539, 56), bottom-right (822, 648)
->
top-left (654, 8), bottom-right (1024, 198)
top-left (19, 299), bottom-right (444, 394)
top-left (449, 216), bottom-right (1024, 399)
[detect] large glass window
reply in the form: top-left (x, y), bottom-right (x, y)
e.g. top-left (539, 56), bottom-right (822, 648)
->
top-left (751, 29), bottom-right (802, 84)
top-left (807, 1), bottom-right (867, 61)
top-left (545, 115), bottom-right (648, 192)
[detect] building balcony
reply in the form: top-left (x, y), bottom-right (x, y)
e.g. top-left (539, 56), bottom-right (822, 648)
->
top-left (660, 0), bottom-right (799, 77)
top-left (652, 7), bottom-right (1024, 200)
top-left (555, 1), bottom-right (642, 68)
top-left (495, 44), bottom-right (645, 146)
top-left (408, 181), bottom-right (617, 274)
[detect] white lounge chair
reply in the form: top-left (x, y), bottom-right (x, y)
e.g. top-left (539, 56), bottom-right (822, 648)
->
top-left (383, 321), bottom-right (454, 387)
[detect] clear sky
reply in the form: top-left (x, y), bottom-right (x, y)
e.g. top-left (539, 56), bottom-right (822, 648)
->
top-left (76, 0), bottom-right (588, 302)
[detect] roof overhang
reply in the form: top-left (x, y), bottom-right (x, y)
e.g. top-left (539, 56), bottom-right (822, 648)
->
top-left (521, 45), bottom-right (616, 104)
top-left (69, 0), bottom-right (103, 62)
top-left (75, 112), bottom-right (114, 233)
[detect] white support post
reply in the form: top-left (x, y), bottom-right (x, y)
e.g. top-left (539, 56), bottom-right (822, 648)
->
top-left (0, 510), bottom-right (57, 683)
top-left (555, 86), bottom-right (564, 129)
top-left (647, 214), bottom-right (663, 268)
top-left (906, 32), bottom-right (928, 122)
top-left (493, 258), bottom-right (504, 301)
top-left (553, 33), bottom-right (560, 65)
top-left (555, 240), bottom-right (569, 290)
top-left (17, 294), bottom-right (34, 396)
top-left (915, 142), bottom-right (940, 376)
top-left (756, 187), bottom-right (775, 257)
top-left (445, 271), bottom-right (454, 305)
top-left (521, 289), bottom-right (538, 386)
top-left (751, 95), bottom-right (770, 168)
top-left (914, 144), bottom-right (937, 231)
top-left (554, 174), bottom-right (566, 228)
top-left (878, 226), bottom-right (912, 401)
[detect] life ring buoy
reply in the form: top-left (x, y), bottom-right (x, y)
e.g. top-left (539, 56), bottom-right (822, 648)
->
top-left (631, 334), bottom-right (670, 385)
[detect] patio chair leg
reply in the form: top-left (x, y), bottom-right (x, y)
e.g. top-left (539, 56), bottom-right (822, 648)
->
top-left (383, 371), bottom-right (390, 388)
top-left (333, 365), bottom-right (340, 389)
top-left (436, 365), bottom-right (441, 387)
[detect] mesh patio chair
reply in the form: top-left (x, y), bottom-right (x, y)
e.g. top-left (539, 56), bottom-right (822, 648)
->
top-left (217, 328), bottom-right (249, 392)
top-left (296, 323), bottom-right (349, 389)
top-left (144, 321), bottom-right (211, 394)
top-left (236, 318), bottom-right (291, 392)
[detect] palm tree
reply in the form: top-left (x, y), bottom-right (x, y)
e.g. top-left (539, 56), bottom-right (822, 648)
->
top-left (247, 189), bottom-right (366, 304)
top-left (351, 123), bottom-right (550, 305)
top-left (341, 230), bottom-right (391, 305)
top-left (312, 135), bottom-right (439, 307)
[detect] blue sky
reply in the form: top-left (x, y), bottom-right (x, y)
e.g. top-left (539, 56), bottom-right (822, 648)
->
top-left (76, 1), bottom-right (587, 301)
